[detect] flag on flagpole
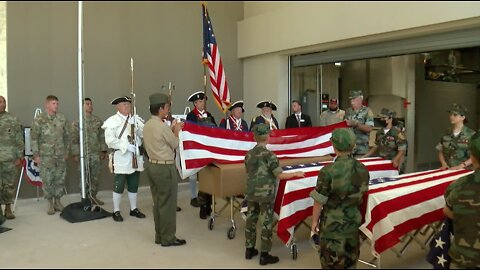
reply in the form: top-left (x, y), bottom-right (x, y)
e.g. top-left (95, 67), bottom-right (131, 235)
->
top-left (202, 3), bottom-right (231, 112)
top-left (426, 217), bottom-right (452, 269)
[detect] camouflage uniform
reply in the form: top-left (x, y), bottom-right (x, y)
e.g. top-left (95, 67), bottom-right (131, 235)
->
top-left (436, 126), bottom-right (475, 167)
top-left (31, 112), bottom-right (70, 199)
top-left (244, 124), bottom-right (283, 253)
top-left (444, 133), bottom-right (480, 268)
top-left (71, 114), bottom-right (107, 197)
top-left (310, 128), bottom-right (370, 269)
top-left (345, 105), bottom-right (374, 156)
top-left (375, 127), bottom-right (407, 173)
top-left (0, 111), bottom-right (24, 205)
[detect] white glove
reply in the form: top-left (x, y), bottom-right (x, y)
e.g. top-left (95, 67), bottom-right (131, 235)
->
top-left (127, 144), bottom-right (136, 153)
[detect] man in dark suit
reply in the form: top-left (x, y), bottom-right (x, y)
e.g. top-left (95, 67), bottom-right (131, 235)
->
top-left (285, 100), bottom-right (312, 129)
top-left (250, 101), bottom-right (279, 131)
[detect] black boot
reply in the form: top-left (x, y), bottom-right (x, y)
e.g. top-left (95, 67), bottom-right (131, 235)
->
top-left (245, 247), bottom-right (259, 259)
top-left (259, 252), bottom-right (279, 265)
top-left (199, 206), bottom-right (208, 219)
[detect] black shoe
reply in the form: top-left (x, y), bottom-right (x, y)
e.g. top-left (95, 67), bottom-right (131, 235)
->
top-left (259, 253), bottom-right (279, 265)
top-left (190, 198), bottom-right (200, 208)
top-left (112, 211), bottom-right (123, 222)
top-left (199, 206), bottom-right (208, 219)
top-left (176, 206), bottom-right (182, 212)
top-left (129, 208), bottom-right (146, 218)
top-left (161, 238), bottom-right (187, 247)
top-left (245, 248), bottom-right (259, 259)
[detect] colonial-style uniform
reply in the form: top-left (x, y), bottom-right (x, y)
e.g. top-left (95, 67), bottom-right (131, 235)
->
top-left (0, 108), bottom-right (24, 219)
top-left (71, 112), bottom-right (108, 204)
top-left (31, 110), bottom-right (70, 214)
top-left (219, 100), bottom-right (249, 131)
top-left (185, 91), bottom-right (217, 218)
top-left (102, 96), bottom-right (145, 222)
top-left (250, 101), bottom-right (279, 131)
top-left (310, 128), bottom-right (370, 269)
top-left (143, 93), bottom-right (186, 247)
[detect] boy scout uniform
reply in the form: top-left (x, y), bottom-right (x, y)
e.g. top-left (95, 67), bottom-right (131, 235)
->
top-left (143, 93), bottom-right (186, 247)
top-left (310, 128), bottom-right (370, 269)
top-left (436, 104), bottom-right (475, 168)
top-left (444, 133), bottom-right (480, 268)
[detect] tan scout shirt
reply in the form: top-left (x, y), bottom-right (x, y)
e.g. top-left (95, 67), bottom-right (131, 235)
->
top-left (143, 115), bottom-right (178, 161)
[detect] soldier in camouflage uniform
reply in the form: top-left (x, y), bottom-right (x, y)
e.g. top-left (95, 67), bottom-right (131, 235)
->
top-left (185, 91), bottom-right (217, 219)
top-left (31, 95), bottom-right (70, 215)
top-left (310, 128), bottom-right (370, 269)
top-left (0, 96), bottom-right (24, 220)
top-left (365, 108), bottom-right (407, 174)
top-left (344, 90), bottom-right (374, 158)
top-left (436, 104), bottom-right (475, 170)
top-left (71, 98), bottom-right (108, 205)
top-left (244, 123), bottom-right (304, 265)
top-left (443, 132), bottom-right (480, 268)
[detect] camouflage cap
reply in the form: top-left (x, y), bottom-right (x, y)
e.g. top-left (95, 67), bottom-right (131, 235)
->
top-left (330, 128), bottom-right (356, 152)
top-left (349, 90), bottom-right (363, 99)
top-left (378, 108), bottom-right (396, 118)
top-left (252, 123), bottom-right (271, 137)
top-left (469, 132), bottom-right (480, 160)
top-left (447, 103), bottom-right (468, 116)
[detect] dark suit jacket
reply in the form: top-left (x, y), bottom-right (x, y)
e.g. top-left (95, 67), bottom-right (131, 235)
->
top-left (285, 113), bottom-right (312, 129)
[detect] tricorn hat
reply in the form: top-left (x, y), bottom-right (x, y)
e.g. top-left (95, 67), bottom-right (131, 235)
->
top-left (111, 96), bottom-right (132, 105)
top-left (187, 91), bottom-right (207, 102)
top-left (256, 100), bottom-right (277, 111)
top-left (229, 100), bottom-right (244, 112)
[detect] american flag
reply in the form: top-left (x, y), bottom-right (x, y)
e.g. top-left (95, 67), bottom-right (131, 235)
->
top-left (177, 121), bottom-right (348, 179)
top-left (275, 158), bottom-right (399, 245)
top-left (23, 156), bottom-right (42, 187)
top-left (426, 217), bottom-right (452, 269)
top-left (360, 168), bottom-right (472, 256)
top-left (202, 3), bottom-right (231, 112)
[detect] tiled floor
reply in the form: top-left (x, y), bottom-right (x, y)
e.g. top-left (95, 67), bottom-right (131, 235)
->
top-left (1, 184), bottom-right (433, 268)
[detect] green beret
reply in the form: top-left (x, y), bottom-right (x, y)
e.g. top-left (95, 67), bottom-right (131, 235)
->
top-left (252, 123), bottom-right (270, 137)
top-left (349, 90), bottom-right (363, 99)
top-left (149, 93), bottom-right (169, 106)
top-left (469, 132), bottom-right (480, 160)
top-left (330, 128), bottom-right (356, 152)
top-left (378, 108), bottom-right (396, 118)
top-left (447, 103), bottom-right (467, 116)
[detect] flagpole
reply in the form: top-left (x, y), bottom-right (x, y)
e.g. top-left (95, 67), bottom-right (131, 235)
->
top-left (202, 2), bottom-right (208, 110)
top-left (78, 0), bottom-right (87, 200)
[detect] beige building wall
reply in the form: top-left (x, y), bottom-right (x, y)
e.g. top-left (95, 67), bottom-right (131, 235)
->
top-left (7, 1), bottom-right (243, 198)
top-left (239, 2), bottom-right (480, 124)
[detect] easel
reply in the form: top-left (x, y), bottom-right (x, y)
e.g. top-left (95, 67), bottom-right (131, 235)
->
top-left (13, 108), bottom-right (43, 212)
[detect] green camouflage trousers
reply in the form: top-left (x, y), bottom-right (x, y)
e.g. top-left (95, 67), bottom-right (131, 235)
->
top-left (245, 201), bottom-right (274, 252)
top-left (39, 156), bottom-right (67, 199)
top-left (0, 161), bottom-right (19, 204)
top-left (77, 154), bottom-right (102, 196)
top-left (319, 237), bottom-right (360, 269)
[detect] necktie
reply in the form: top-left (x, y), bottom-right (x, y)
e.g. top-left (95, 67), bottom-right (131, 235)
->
top-left (296, 114), bottom-right (301, 127)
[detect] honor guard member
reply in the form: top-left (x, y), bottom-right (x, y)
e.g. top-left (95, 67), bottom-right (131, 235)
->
top-left (71, 98), bottom-right (108, 205)
top-left (0, 96), bottom-right (24, 219)
top-left (143, 93), bottom-right (186, 247)
top-left (31, 95), bottom-right (70, 215)
top-left (250, 101), bottom-right (279, 131)
top-left (319, 98), bottom-right (345, 127)
top-left (102, 96), bottom-right (146, 222)
top-left (310, 128), bottom-right (370, 269)
top-left (219, 100), bottom-right (249, 131)
top-left (364, 108), bottom-right (407, 173)
top-left (345, 90), bottom-right (374, 158)
top-left (443, 132), bottom-right (480, 268)
top-left (285, 100), bottom-right (312, 129)
top-left (437, 103), bottom-right (475, 170)
top-left (185, 91), bottom-right (217, 219)
top-left (244, 123), bottom-right (304, 265)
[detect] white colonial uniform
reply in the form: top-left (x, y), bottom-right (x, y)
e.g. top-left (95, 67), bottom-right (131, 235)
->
top-left (102, 111), bottom-right (144, 174)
